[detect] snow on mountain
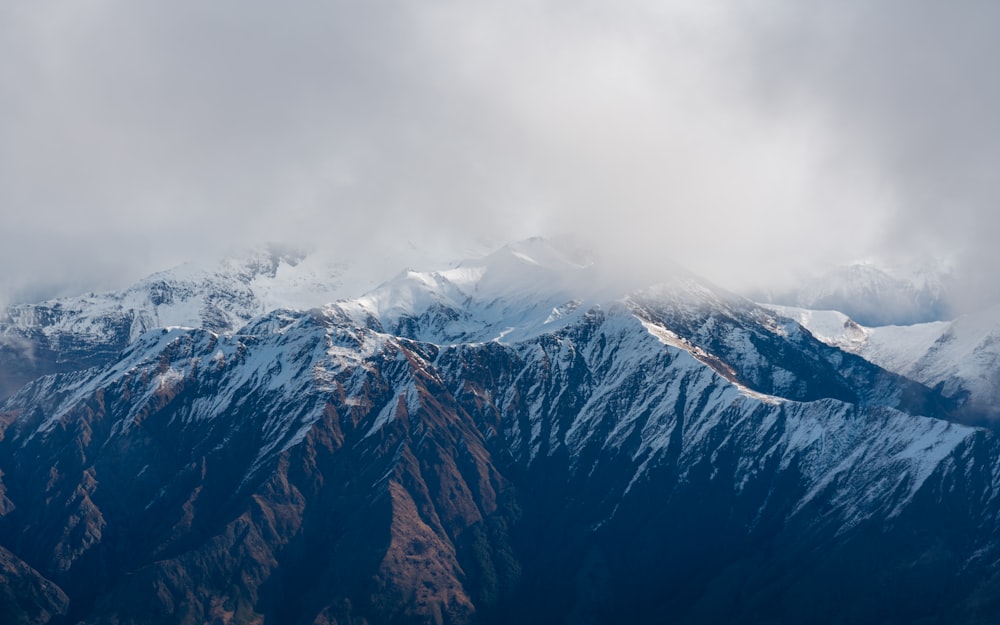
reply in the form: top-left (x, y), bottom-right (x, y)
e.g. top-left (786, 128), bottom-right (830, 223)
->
top-left (4, 238), bottom-right (961, 490)
top-left (0, 237), bottom-right (501, 362)
top-left (2, 253), bottom-right (980, 510)
top-left (0, 245), bottom-right (365, 401)
top-left (338, 237), bottom-right (605, 345)
top-left (1, 246), bottom-right (348, 342)
top-left (909, 306), bottom-right (1000, 400)
top-left (764, 305), bottom-right (945, 370)
top-left (3, 237), bottom-right (1000, 623)
top-left (768, 303), bottom-right (1000, 421)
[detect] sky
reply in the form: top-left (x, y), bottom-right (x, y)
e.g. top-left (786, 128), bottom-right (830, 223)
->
top-left (2, 1), bottom-right (999, 307)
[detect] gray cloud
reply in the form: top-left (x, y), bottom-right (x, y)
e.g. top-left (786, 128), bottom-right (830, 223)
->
top-left (2, 1), bottom-right (999, 309)
top-left (735, 0), bottom-right (1000, 308)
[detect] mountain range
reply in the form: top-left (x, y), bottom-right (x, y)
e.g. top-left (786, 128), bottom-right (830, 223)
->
top-left (2, 239), bottom-right (999, 624)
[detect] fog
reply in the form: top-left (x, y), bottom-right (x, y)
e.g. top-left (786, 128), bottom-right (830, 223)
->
top-left (2, 1), bottom-right (998, 309)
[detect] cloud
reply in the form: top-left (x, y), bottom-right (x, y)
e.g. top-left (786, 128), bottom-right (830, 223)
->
top-left (1, 1), bottom-right (998, 308)
top-left (731, 0), bottom-right (1000, 306)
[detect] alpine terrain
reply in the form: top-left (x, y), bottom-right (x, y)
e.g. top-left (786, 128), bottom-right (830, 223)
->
top-left (2, 239), bottom-right (1000, 624)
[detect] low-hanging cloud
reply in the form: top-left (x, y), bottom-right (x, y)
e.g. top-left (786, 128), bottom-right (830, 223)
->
top-left (2, 0), bottom-right (999, 309)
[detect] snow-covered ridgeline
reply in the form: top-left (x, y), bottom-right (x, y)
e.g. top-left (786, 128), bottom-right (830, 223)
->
top-left (332, 237), bottom-right (606, 346)
top-left (4, 236), bottom-right (998, 539)
top-left (5, 295), bottom-right (991, 536)
top-left (768, 303), bottom-right (1000, 417)
top-left (0, 246), bottom-right (351, 346)
top-left (432, 304), bottom-right (990, 529)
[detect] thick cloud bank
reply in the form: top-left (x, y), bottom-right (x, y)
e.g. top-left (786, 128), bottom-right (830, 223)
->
top-left (2, 1), bottom-right (998, 310)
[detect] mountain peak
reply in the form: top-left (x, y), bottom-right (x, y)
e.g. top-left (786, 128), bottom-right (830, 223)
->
top-left (492, 236), bottom-right (596, 270)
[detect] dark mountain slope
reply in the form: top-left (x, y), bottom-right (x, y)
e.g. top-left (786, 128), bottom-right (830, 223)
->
top-left (0, 243), bottom-right (996, 624)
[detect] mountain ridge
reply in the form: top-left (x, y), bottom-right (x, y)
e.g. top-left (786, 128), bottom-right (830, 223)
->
top-left (1, 239), bottom-right (999, 623)
top-left (770, 303), bottom-right (1000, 424)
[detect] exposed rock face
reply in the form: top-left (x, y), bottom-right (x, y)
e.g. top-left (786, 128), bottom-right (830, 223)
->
top-left (0, 545), bottom-right (69, 624)
top-left (1, 244), bottom-right (999, 624)
top-left (0, 309), bottom-right (514, 624)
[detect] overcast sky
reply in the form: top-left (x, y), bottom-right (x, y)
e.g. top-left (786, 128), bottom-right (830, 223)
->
top-left (2, 1), bottom-right (999, 305)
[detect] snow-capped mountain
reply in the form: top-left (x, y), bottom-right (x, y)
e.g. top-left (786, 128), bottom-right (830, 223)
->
top-left (0, 245), bottom-right (353, 401)
top-left (756, 261), bottom-right (955, 326)
top-left (1, 239), bottom-right (999, 624)
top-left (1, 245), bottom-right (350, 339)
top-left (771, 303), bottom-right (1000, 423)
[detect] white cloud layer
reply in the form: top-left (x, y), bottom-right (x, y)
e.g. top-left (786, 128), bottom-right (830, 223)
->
top-left (2, 1), bottom-right (998, 307)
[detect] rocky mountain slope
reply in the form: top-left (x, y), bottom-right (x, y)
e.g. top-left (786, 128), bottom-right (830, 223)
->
top-left (2, 240), bottom-right (999, 624)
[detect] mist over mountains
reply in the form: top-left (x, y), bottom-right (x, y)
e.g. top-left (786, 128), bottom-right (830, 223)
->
top-left (5, 2), bottom-right (1000, 622)
top-left (754, 260), bottom-right (957, 327)
top-left (5, 1), bottom-right (1000, 316)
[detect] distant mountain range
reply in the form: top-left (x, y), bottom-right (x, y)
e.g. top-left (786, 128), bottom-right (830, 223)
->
top-left (2, 239), bottom-right (999, 624)
top-left (754, 261), bottom-right (956, 326)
